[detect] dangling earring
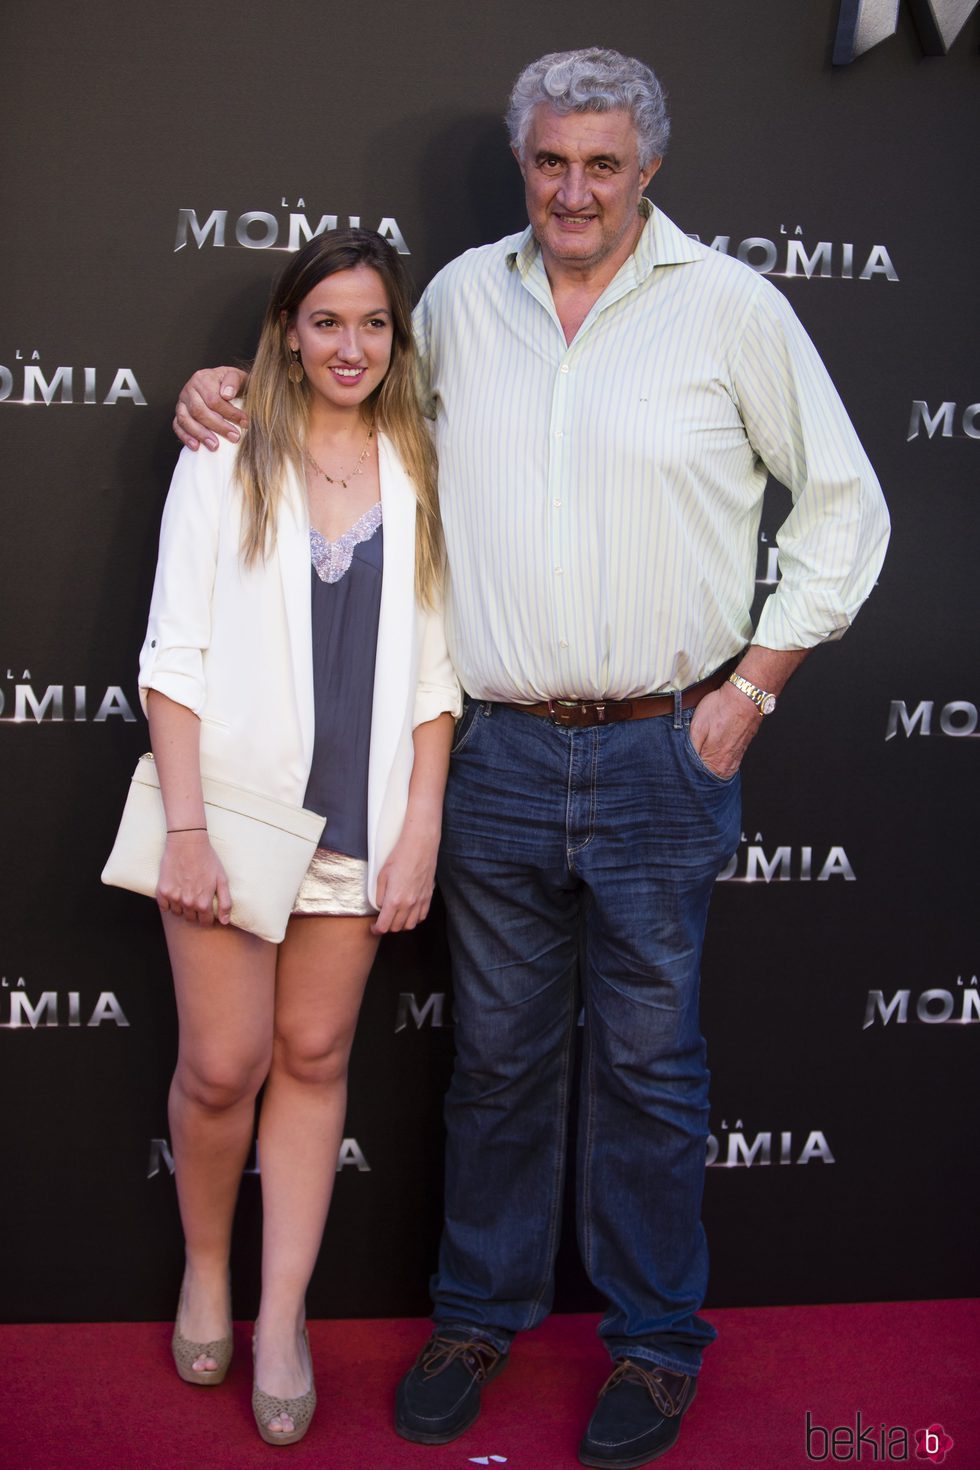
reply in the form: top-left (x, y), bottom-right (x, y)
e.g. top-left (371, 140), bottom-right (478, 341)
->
top-left (287, 348), bottom-right (304, 385)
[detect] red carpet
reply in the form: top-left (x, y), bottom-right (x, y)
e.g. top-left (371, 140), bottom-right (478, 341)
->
top-left (3, 1302), bottom-right (977, 1469)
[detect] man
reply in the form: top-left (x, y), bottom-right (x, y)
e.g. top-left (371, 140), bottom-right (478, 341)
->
top-left (174, 47), bottom-right (889, 1468)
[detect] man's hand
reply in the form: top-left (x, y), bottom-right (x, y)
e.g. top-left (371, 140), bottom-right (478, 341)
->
top-left (688, 682), bottom-right (763, 779)
top-left (173, 367), bottom-right (249, 451)
top-left (689, 646), bottom-right (811, 777)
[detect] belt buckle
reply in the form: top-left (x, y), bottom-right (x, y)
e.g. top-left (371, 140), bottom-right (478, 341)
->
top-left (547, 699), bottom-right (625, 727)
top-left (547, 699), bottom-right (580, 727)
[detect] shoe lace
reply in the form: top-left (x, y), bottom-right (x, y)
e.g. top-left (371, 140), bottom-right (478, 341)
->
top-left (599, 1359), bottom-right (690, 1418)
top-left (419, 1334), bottom-right (502, 1382)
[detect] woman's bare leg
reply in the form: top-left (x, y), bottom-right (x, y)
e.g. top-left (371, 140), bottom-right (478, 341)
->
top-left (252, 913), bottom-right (378, 1431)
top-left (165, 914), bottom-right (276, 1368)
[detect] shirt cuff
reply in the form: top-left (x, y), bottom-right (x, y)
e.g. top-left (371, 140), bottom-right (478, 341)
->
top-left (753, 587), bottom-right (851, 650)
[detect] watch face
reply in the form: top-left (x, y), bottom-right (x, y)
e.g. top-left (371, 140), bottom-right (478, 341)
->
top-left (761, 694), bottom-right (777, 716)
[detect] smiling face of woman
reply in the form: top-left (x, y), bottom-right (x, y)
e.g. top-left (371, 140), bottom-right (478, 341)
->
top-left (286, 264), bottom-right (394, 417)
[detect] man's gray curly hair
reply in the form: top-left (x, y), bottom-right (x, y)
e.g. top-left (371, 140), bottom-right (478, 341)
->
top-left (506, 47), bottom-right (670, 169)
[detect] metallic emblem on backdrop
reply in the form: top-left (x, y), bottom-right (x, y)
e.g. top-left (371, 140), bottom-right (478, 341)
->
top-left (756, 535), bottom-right (781, 590)
top-left (885, 700), bottom-right (978, 739)
top-left (395, 992), bottom-right (447, 1032)
top-left (706, 1121), bottom-right (836, 1167)
top-left (834, 0), bottom-right (980, 62)
top-left (717, 835), bottom-right (856, 883)
top-left (147, 1137), bottom-right (370, 1179)
top-left (0, 978), bottom-right (129, 1029)
top-left (864, 976), bottom-right (980, 1027)
top-left (908, 401), bottom-right (980, 441)
top-left (174, 200), bottom-right (409, 254)
top-left (687, 229), bottom-right (898, 282)
top-left (0, 672), bottom-right (137, 723)
top-left (0, 355), bottom-right (146, 405)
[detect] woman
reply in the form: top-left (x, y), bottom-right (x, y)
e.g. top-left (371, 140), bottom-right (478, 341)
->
top-left (139, 229), bottom-right (459, 1445)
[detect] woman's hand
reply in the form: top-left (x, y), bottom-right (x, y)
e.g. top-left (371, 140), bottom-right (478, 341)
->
top-left (372, 711), bottom-right (453, 934)
top-left (157, 831), bottom-right (232, 926)
top-left (173, 367), bottom-right (249, 451)
top-left (371, 824), bottom-right (440, 935)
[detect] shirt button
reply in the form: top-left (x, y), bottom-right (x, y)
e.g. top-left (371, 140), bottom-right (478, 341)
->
top-left (553, 499), bottom-right (562, 508)
top-left (554, 567), bottom-right (563, 575)
top-left (559, 363), bottom-right (570, 374)
top-left (554, 430), bottom-right (564, 440)
top-left (559, 639), bottom-right (569, 648)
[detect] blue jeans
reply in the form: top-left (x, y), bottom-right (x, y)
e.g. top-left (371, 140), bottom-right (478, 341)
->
top-left (431, 698), bottom-right (741, 1375)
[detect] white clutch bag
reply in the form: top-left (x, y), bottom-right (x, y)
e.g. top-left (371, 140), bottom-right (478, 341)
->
top-left (101, 754), bottom-right (325, 944)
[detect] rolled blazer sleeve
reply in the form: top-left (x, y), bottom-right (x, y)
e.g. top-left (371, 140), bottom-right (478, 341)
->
top-left (138, 442), bottom-right (227, 717)
top-left (413, 597), bottom-right (462, 728)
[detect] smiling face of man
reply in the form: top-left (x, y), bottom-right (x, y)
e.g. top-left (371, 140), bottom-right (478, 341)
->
top-left (514, 103), bottom-right (661, 285)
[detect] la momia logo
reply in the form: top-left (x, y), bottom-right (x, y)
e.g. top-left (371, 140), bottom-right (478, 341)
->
top-left (835, 0), bottom-right (978, 62)
top-left (689, 226), bottom-right (897, 282)
top-left (908, 401), bottom-right (979, 441)
top-left (864, 975), bottom-right (979, 1029)
top-left (174, 198), bottom-right (408, 254)
top-left (0, 670), bottom-right (137, 723)
top-left (0, 976), bottom-right (128, 1029)
top-left (885, 700), bottom-right (977, 740)
top-left (148, 1137), bottom-right (369, 1178)
top-left (0, 352), bottom-right (146, 405)
top-left (395, 992), bottom-right (447, 1032)
top-left (707, 1120), bottom-right (834, 1168)
top-left (806, 1410), bottom-right (954, 1462)
top-left (717, 832), bottom-right (855, 883)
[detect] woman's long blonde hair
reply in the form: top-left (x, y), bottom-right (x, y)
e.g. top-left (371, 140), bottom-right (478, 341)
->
top-left (235, 229), bottom-right (442, 605)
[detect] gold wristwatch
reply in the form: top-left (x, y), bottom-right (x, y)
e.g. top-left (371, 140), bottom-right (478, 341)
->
top-left (728, 673), bottom-right (777, 716)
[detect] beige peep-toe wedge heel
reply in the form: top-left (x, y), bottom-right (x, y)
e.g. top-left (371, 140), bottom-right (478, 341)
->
top-left (171, 1284), bottom-right (233, 1386)
top-left (252, 1328), bottom-right (317, 1446)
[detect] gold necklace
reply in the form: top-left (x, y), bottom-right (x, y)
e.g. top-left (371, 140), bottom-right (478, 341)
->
top-left (305, 427), bottom-right (374, 489)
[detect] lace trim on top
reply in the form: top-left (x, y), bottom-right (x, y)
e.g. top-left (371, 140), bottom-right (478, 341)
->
top-left (309, 502), bottom-right (382, 584)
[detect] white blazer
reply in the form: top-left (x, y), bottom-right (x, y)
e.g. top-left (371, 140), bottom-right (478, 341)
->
top-left (138, 432), bottom-right (460, 904)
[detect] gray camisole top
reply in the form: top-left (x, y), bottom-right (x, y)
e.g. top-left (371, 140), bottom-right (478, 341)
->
top-left (302, 503), bottom-right (383, 859)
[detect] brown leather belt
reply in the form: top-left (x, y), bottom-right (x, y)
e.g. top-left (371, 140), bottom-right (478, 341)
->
top-left (497, 656), bottom-right (740, 729)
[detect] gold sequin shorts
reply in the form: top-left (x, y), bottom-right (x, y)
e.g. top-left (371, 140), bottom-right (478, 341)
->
top-left (291, 847), bottom-right (376, 917)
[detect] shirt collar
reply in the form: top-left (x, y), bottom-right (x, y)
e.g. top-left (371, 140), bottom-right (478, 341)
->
top-left (507, 198), bottom-right (705, 283)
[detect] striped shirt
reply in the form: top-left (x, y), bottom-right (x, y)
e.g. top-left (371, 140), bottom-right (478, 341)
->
top-left (416, 201), bottom-right (889, 702)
